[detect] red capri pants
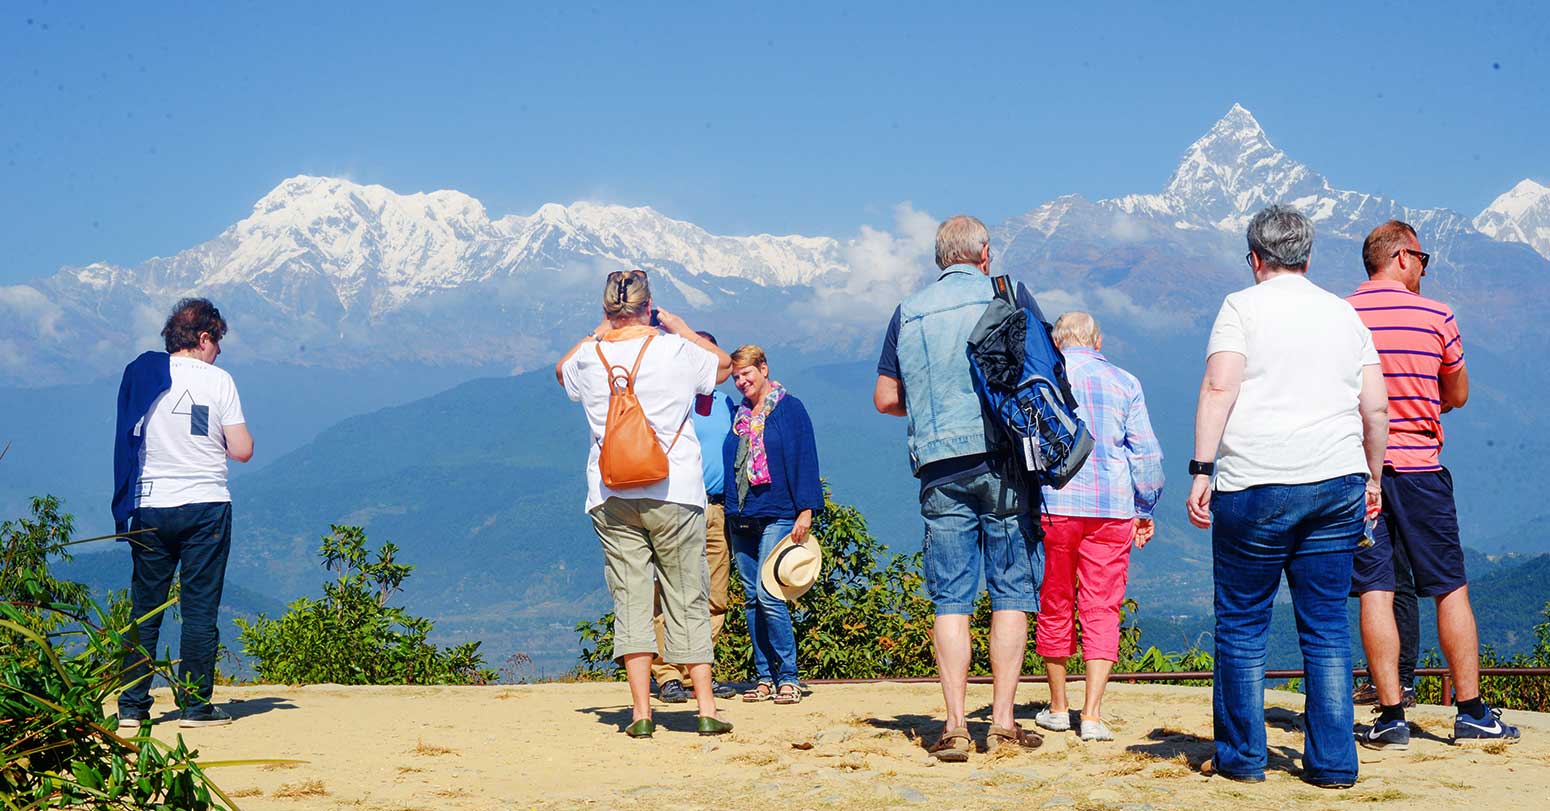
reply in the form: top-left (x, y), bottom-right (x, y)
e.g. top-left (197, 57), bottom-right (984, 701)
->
top-left (1036, 514), bottom-right (1134, 662)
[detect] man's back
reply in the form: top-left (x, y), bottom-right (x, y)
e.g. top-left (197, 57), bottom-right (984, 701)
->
top-left (138, 356), bottom-right (245, 509)
top-left (1346, 280), bottom-right (1464, 472)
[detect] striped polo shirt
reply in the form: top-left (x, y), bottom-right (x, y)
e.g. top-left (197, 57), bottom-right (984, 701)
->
top-left (1346, 279), bottom-right (1466, 472)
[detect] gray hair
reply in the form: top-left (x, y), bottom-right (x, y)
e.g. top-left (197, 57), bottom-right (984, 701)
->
top-left (1246, 205), bottom-right (1313, 270)
top-left (1051, 311), bottom-right (1101, 349)
top-left (935, 215), bottom-right (990, 270)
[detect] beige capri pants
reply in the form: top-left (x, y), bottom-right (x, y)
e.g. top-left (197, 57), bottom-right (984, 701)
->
top-left (589, 496), bottom-right (713, 665)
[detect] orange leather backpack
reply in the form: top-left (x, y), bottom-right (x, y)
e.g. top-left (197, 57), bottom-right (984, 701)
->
top-left (595, 335), bottom-right (685, 489)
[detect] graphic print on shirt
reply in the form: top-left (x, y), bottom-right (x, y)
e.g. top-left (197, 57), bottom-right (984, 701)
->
top-left (168, 390), bottom-right (212, 437)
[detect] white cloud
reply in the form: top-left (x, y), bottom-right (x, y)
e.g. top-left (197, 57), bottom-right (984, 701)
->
top-left (0, 285), bottom-right (67, 340)
top-left (1035, 286), bottom-right (1173, 332)
top-left (806, 202), bottom-right (939, 324)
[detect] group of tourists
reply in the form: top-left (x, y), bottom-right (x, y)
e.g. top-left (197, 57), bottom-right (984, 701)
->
top-left (109, 202), bottom-right (1520, 787)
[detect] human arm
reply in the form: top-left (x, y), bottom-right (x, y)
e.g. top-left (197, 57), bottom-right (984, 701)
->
top-left (1440, 365), bottom-right (1469, 411)
top-left (1358, 363), bottom-right (1389, 518)
top-left (873, 375), bottom-right (906, 416)
top-left (781, 400), bottom-right (824, 544)
top-left (224, 423), bottom-right (254, 463)
top-left (554, 317), bottom-right (612, 386)
top-left (1124, 381), bottom-right (1164, 547)
top-left (1186, 351), bottom-right (1244, 529)
top-left (655, 309), bottom-right (732, 384)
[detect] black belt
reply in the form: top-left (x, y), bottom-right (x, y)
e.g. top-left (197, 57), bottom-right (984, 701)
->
top-left (706, 494), bottom-right (725, 505)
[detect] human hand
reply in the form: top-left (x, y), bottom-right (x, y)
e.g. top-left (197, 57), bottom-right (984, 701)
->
top-left (655, 308), bottom-right (690, 336)
top-left (1133, 517), bottom-right (1155, 548)
top-left (791, 510), bottom-right (813, 544)
top-left (1186, 475), bottom-right (1213, 529)
top-left (1365, 479), bottom-right (1382, 519)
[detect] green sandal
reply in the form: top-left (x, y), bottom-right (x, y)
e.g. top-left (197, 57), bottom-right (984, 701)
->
top-left (625, 718), bottom-right (656, 738)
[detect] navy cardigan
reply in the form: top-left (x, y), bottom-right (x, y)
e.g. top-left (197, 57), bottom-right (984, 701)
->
top-left (721, 393), bottom-right (823, 519)
top-left (112, 351), bottom-right (172, 533)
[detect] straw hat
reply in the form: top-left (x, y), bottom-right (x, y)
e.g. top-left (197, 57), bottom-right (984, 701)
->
top-left (760, 531), bottom-right (823, 602)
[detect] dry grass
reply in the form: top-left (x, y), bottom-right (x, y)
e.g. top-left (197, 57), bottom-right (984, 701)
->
top-left (1479, 742), bottom-right (1511, 755)
top-left (396, 765), bottom-right (425, 774)
top-left (412, 739), bottom-right (459, 757)
top-left (260, 761), bottom-right (299, 772)
top-left (1100, 751), bottom-right (1152, 775)
top-left (432, 788), bottom-right (470, 799)
top-left (1407, 752), bottom-right (1447, 762)
top-left (1354, 789), bottom-right (1411, 802)
top-left (494, 690), bottom-right (520, 700)
top-left (227, 787), bottom-right (263, 798)
top-left (730, 750), bottom-right (780, 767)
top-left (273, 778), bottom-right (328, 798)
top-left (1149, 765), bottom-right (1191, 778)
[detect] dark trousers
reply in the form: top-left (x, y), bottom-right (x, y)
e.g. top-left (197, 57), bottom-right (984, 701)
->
top-left (118, 502), bottom-right (232, 715)
top-left (1392, 532), bottom-right (1419, 690)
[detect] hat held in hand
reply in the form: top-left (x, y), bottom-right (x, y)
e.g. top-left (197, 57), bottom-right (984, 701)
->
top-left (760, 531), bottom-right (823, 602)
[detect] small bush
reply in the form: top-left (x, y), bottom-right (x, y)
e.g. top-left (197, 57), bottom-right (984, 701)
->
top-left (236, 525), bottom-right (496, 685)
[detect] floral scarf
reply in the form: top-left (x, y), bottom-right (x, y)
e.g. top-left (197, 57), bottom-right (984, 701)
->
top-left (733, 382), bottom-right (786, 510)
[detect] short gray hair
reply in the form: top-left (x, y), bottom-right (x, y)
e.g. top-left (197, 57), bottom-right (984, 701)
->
top-left (1051, 311), bottom-right (1101, 349)
top-left (935, 215), bottom-right (989, 270)
top-left (1246, 205), bottom-right (1313, 270)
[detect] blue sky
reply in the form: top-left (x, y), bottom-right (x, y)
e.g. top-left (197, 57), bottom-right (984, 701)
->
top-left (2, 0), bottom-right (1546, 284)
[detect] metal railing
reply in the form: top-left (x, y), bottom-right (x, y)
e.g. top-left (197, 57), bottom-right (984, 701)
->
top-left (810, 667), bottom-right (1550, 706)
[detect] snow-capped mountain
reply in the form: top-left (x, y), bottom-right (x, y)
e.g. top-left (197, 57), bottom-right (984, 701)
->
top-left (3, 104), bottom-right (1547, 388)
top-left (1474, 179), bottom-right (1550, 260)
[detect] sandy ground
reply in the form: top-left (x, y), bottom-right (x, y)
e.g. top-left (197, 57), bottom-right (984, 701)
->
top-left (126, 681), bottom-right (1550, 811)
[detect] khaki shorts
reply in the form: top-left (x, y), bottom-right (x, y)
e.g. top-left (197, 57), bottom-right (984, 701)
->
top-left (589, 497), bottom-right (712, 664)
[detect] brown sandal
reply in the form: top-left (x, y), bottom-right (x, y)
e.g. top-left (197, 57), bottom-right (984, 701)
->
top-left (742, 682), bottom-right (774, 702)
top-left (986, 723), bottom-right (1044, 752)
top-left (928, 726), bottom-right (972, 762)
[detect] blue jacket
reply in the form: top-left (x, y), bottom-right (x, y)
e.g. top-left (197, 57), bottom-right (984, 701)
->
top-left (112, 351), bottom-right (171, 533)
top-left (721, 394), bottom-right (823, 519)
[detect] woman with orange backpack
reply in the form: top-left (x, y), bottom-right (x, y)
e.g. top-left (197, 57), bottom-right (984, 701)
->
top-left (555, 269), bottom-right (733, 738)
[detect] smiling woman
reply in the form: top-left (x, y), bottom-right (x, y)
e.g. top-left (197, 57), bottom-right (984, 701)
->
top-left (721, 344), bottom-right (824, 705)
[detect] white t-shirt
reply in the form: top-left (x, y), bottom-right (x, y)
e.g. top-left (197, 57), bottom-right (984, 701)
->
top-left (136, 356), bottom-right (246, 508)
top-left (562, 334), bottom-right (719, 512)
top-left (1205, 273), bottom-right (1379, 493)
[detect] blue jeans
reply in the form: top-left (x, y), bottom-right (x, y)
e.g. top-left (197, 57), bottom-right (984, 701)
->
top-left (118, 502), bottom-right (232, 716)
top-left (921, 469), bottom-right (1041, 614)
top-left (728, 515), bottom-right (799, 686)
top-left (1212, 475), bottom-right (1362, 785)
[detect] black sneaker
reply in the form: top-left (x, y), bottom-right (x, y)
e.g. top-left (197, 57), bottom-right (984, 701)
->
top-left (711, 681), bottom-right (739, 700)
top-left (1454, 706), bottom-right (1520, 744)
top-left (1358, 717), bottom-right (1410, 750)
top-left (179, 705), bottom-right (233, 728)
top-left (657, 679), bottom-right (689, 704)
top-left (1400, 686), bottom-right (1417, 708)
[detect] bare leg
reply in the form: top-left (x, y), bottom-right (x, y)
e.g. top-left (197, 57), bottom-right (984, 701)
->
top-left (988, 609), bottom-right (1028, 730)
top-left (621, 652), bottom-right (654, 722)
top-left (1083, 659), bottom-right (1114, 721)
top-left (1435, 585), bottom-right (1481, 701)
top-left (686, 662), bottom-right (718, 718)
top-left (933, 614), bottom-right (972, 730)
top-left (1359, 591), bottom-right (1404, 706)
top-left (1045, 657), bottom-right (1070, 714)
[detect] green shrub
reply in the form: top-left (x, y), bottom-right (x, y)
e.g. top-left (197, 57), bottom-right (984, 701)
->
top-left (1412, 602), bottom-right (1550, 712)
top-left (235, 525), bottom-right (496, 685)
top-left (575, 486), bottom-right (1213, 681)
top-left (2, 496), bottom-right (244, 810)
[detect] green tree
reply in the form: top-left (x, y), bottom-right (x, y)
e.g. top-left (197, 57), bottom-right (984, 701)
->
top-left (236, 525), bottom-right (496, 685)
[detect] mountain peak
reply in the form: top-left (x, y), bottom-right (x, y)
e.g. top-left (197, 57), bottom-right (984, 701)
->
top-left (1475, 178), bottom-right (1550, 259)
top-left (1215, 103), bottom-right (1264, 136)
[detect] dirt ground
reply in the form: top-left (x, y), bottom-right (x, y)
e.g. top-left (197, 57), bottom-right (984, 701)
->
top-left (129, 681), bottom-right (1550, 810)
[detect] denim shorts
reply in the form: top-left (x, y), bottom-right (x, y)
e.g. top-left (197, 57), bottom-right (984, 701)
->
top-left (1350, 467), bottom-right (1467, 598)
top-left (920, 469), bottom-right (1041, 614)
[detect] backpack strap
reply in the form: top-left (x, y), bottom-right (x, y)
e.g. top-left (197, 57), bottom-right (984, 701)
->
top-left (594, 333), bottom-right (688, 451)
top-left (991, 275), bottom-right (1016, 307)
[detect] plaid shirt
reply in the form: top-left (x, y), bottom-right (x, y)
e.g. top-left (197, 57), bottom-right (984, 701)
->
top-left (1040, 348), bottom-right (1165, 519)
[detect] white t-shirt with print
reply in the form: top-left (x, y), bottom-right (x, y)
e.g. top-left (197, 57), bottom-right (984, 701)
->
top-left (1206, 273), bottom-right (1379, 493)
top-left (136, 356), bottom-right (246, 508)
top-left (562, 334), bottom-right (719, 512)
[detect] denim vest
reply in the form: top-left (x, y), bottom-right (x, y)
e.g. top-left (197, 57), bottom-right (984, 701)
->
top-left (897, 266), bottom-right (996, 472)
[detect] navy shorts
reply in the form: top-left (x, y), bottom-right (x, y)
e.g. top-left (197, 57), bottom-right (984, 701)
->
top-left (1350, 468), bottom-right (1467, 598)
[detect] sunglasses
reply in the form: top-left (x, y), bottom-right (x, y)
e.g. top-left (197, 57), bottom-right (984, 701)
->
top-left (1392, 248), bottom-right (1430, 269)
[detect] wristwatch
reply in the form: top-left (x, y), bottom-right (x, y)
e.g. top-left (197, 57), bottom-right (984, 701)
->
top-left (1188, 459), bottom-right (1215, 477)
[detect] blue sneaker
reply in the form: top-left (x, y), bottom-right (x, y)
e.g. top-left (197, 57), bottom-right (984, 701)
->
top-left (1454, 706), bottom-right (1520, 744)
top-left (1358, 717), bottom-right (1410, 750)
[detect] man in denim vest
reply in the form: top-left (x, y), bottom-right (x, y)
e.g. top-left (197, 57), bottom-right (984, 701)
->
top-left (874, 215), bottom-right (1046, 761)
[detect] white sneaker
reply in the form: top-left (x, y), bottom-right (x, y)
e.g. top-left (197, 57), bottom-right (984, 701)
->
top-left (1079, 717), bottom-right (1114, 741)
top-left (1035, 708), bottom-right (1072, 732)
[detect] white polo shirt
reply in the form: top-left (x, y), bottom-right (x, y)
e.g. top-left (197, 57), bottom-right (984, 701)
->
top-left (1206, 273), bottom-right (1379, 493)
